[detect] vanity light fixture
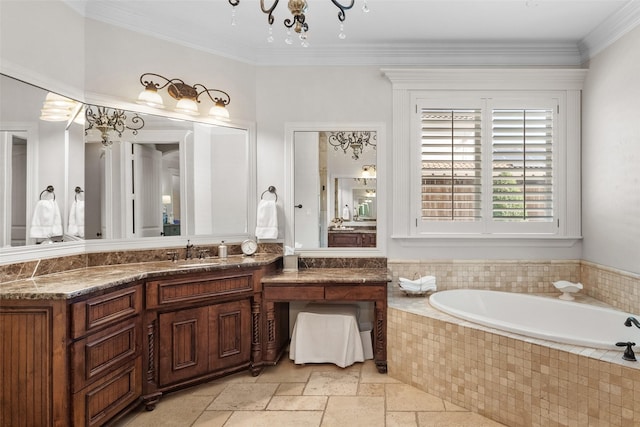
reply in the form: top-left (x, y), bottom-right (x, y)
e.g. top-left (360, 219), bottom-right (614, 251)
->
top-left (328, 131), bottom-right (376, 160)
top-left (228, 0), bottom-right (370, 47)
top-left (84, 105), bottom-right (145, 147)
top-left (361, 164), bottom-right (376, 178)
top-left (137, 73), bottom-right (231, 120)
top-left (39, 92), bottom-right (79, 122)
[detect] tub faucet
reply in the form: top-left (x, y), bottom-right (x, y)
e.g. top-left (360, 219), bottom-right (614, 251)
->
top-left (185, 240), bottom-right (194, 260)
top-left (624, 317), bottom-right (640, 329)
top-left (616, 341), bottom-right (637, 361)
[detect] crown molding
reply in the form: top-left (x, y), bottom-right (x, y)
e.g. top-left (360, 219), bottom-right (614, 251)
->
top-left (579, 0), bottom-right (640, 63)
top-left (251, 41), bottom-right (583, 67)
top-left (381, 68), bottom-right (588, 90)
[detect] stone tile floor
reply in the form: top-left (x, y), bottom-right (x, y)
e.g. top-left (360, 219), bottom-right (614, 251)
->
top-left (116, 357), bottom-right (504, 427)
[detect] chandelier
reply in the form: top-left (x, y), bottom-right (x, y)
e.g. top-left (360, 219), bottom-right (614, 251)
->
top-left (328, 131), bottom-right (376, 160)
top-left (84, 105), bottom-right (145, 147)
top-left (137, 73), bottom-right (231, 120)
top-left (228, 0), bottom-right (370, 47)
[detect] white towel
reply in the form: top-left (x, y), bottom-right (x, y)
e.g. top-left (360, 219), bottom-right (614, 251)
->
top-left (255, 199), bottom-right (278, 239)
top-left (29, 199), bottom-right (63, 238)
top-left (68, 200), bottom-right (85, 238)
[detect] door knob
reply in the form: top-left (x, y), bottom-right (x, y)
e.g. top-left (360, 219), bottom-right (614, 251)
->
top-left (294, 204), bottom-right (303, 208)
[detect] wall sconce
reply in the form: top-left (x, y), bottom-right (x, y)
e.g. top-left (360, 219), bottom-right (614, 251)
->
top-left (84, 105), bottom-right (145, 147)
top-left (328, 131), bottom-right (376, 160)
top-left (137, 73), bottom-right (231, 120)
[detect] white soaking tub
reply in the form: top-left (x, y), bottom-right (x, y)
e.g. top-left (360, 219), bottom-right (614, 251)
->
top-left (429, 289), bottom-right (640, 350)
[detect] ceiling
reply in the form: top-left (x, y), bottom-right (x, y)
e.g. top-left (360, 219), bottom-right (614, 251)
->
top-left (64, 0), bottom-right (640, 66)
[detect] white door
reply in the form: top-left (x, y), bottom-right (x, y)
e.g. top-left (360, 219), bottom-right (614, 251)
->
top-left (132, 143), bottom-right (163, 237)
top-left (293, 132), bottom-right (320, 248)
top-left (10, 136), bottom-right (27, 246)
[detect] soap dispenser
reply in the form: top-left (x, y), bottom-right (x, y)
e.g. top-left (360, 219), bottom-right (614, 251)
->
top-left (218, 241), bottom-right (228, 259)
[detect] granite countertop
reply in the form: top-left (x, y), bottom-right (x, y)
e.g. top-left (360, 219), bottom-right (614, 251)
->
top-left (262, 268), bottom-right (390, 284)
top-left (0, 253), bottom-right (281, 300)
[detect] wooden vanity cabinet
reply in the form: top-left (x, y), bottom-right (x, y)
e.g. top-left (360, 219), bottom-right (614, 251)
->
top-left (328, 231), bottom-right (376, 247)
top-left (143, 269), bottom-right (260, 408)
top-left (70, 284), bottom-right (144, 427)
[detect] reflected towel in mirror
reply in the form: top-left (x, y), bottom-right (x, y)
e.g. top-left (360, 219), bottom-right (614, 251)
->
top-left (29, 199), bottom-right (63, 238)
top-left (255, 199), bottom-right (278, 239)
top-left (68, 200), bottom-right (85, 238)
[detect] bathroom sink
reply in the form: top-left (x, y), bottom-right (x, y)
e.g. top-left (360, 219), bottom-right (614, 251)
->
top-left (175, 260), bottom-right (223, 268)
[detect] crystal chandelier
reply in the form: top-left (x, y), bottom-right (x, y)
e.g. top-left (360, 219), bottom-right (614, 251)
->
top-left (328, 131), bottom-right (376, 160)
top-left (228, 0), bottom-right (370, 47)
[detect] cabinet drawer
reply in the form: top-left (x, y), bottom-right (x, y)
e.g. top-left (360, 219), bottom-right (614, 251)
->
top-left (147, 274), bottom-right (253, 308)
top-left (263, 285), bottom-right (325, 300)
top-left (72, 285), bottom-right (142, 338)
top-left (72, 317), bottom-right (141, 392)
top-left (73, 357), bottom-right (142, 427)
top-left (325, 285), bottom-right (386, 301)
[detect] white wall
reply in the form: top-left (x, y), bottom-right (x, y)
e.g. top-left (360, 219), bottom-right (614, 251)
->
top-left (582, 25), bottom-right (640, 275)
top-left (82, 19), bottom-right (257, 124)
top-left (0, 0), bottom-right (85, 98)
top-left (255, 66), bottom-right (392, 240)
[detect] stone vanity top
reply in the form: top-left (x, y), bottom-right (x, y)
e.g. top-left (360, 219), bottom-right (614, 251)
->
top-left (262, 268), bottom-right (390, 284)
top-left (0, 254), bottom-right (281, 300)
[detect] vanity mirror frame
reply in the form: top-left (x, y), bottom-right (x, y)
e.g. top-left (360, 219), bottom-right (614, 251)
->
top-left (0, 72), bottom-right (257, 265)
top-left (284, 122), bottom-right (386, 257)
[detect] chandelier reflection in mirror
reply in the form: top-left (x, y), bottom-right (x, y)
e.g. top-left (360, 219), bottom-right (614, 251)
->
top-left (328, 131), bottom-right (376, 160)
top-left (228, 0), bottom-right (369, 47)
top-left (84, 105), bottom-right (145, 148)
top-left (137, 73), bottom-right (231, 120)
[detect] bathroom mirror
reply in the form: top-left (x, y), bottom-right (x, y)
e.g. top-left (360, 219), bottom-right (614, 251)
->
top-left (286, 124), bottom-right (385, 254)
top-left (0, 73), bottom-right (71, 248)
top-left (84, 108), bottom-right (251, 241)
top-left (0, 72), bottom-right (255, 261)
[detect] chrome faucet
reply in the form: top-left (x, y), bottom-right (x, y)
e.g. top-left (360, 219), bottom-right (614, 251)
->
top-left (624, 317), bottom-right (640, 329)
top-left (185, 240), bottom-right (194, 260)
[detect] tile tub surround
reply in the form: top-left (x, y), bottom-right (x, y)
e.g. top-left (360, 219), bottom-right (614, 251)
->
top-left (388, 288), bottom-right (640, 427)
top-left (388, 259), bottom-right (640, 316)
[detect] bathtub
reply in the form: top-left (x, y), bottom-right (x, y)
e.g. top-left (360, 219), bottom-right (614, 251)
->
top-left (429, 289), bottom-right (640, 350)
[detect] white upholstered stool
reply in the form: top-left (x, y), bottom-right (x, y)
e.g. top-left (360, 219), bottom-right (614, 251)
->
top-left (289, 303), bottom-right (373, 368)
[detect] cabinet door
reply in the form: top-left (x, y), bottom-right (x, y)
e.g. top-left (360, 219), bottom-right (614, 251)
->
top-left (209, 299), bottom-right (251, 371)
top-left (158, 307), bottom-right (209, 386)
top-left (328, 232), bottom-right (361, 247)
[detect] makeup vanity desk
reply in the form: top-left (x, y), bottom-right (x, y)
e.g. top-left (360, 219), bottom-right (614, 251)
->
top-left (261, 268), bottom-right (389, 373)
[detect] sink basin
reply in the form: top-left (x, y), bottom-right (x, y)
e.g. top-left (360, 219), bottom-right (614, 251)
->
top-left (175, 260), bottom-right (223, 268)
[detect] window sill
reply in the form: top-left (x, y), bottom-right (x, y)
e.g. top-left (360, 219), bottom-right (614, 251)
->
top-left (392, 234), bottom-right (582, 248)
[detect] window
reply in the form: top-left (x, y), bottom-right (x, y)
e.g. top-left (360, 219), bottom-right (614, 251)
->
top-left (491, 109), bottom-right (553, 223)
top-left (414, 94), bottom-right (560, 235)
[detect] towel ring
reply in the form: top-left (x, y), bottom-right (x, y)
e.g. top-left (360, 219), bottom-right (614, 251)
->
top-left (39, 185), bottom-right (55, 201)
top-left (74, 186), bottom-right (84, 201)
top-left (260, 185), bottom-right (278, 202)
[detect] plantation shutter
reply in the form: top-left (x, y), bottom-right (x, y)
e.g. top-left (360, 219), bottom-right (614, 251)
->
top-left (420, 109), bottom-right (482, 221)
top-left (491, 109), bottom-right (553, 222)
